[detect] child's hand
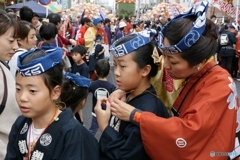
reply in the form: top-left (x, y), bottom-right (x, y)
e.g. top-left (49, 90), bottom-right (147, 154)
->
top-left (94, 98), bottom-right (111, 132)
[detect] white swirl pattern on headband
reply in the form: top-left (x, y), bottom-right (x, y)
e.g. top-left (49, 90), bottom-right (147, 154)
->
top-left (17, 47), bottom-right (63, 77)
top-left (159, 1), bottom-right (209, 54)
top-left (110, 30), bottom-right (151, 57)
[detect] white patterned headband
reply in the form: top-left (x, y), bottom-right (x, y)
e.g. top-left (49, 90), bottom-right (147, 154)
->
top-left (159, 1), bottom-right (209, 54)
top-left (110, 30), bottom-right (151, 57)
top-left (18, 47), bottom-right (63, 76)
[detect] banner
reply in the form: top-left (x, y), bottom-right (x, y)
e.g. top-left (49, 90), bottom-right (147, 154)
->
top-left (211, 0), bottom-right (240, 20)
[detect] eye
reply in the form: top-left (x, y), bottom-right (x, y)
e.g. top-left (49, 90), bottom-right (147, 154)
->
top-left (16, 88), bottom-right (20, 92)
top-left (29, 90), bottom-right (37, 94)
top-left (120, 65), bottom-right (126, 68)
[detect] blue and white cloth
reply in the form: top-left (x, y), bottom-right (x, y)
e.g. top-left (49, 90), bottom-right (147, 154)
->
top-left (158, 1), bottom-right (209, 54)
top-left (64, 72), bottom-right (90, 88)
top-left (110, 30), bottom-right (151, 57)
top-left (18, 47), bottom-right (62, 77)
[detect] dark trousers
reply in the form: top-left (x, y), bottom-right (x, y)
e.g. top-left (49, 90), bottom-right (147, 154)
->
top-left (221, 56), bottom-right (233, 75)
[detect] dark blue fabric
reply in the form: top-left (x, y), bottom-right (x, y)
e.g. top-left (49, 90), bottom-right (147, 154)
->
top-left (104, 26), bottom-right (112, 45)
top-left (99, 85), bottom-right (169, 160)
top-left (89, 80), bottom-right (116, 113)
top-left (5, 108), bottom-right (99, 160)
top-left (71, 62), bottom-right (89, 78)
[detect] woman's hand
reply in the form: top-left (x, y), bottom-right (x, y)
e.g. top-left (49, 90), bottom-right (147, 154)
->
top-left (110, 98), bottom-right (135, 122)
top-left (94, 98), bottom-right (111, 132)
top-left (108, 89), bottom-right (126, 102)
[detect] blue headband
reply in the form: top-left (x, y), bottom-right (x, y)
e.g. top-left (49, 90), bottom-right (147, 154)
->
top-left (18, 47), bottom-right (63, 76)
top-left (64, 72), bottom-right (90, 88)
top-left (158, 1), bottom-right (209, 54)
top-left (110, 30), bottom-right (151, 57)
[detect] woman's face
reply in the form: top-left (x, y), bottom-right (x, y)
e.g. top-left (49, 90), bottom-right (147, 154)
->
top-left (162, 38), bottom-right (199, 79)
top-left (18, 29), bottom-right (37, 50)
top-left (15, 73), bottom-right (58, 118)
top-left (0, 27), bottom-right (18, 61)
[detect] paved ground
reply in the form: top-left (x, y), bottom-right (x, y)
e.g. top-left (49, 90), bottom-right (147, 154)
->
top-left (82, 67), bottom-right (240, 140)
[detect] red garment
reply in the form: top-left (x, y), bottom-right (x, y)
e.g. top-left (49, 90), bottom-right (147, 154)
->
top-left (96, 28), bottom-right (108, 45)
top-left (124, 23), bottom-right (133, 35)
top-left (139, 61), bottom-right (238, 160)
top-left (57, 34), bottom-right (71, 48)
top-left (76, 26), bottom-right (87, 45)
top-left (236, 35), bottom-right (240, 72)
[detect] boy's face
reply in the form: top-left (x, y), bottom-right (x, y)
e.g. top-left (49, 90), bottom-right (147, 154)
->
top-left (71, 52), bottom-right (85, 64)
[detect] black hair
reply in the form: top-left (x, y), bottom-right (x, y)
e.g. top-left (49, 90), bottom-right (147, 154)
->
top-left (95, 34), bottom-right (103, 42)
top-left (32, 12), bottom-right (39, 18)
top-left (104, 18), bottom-right (110, 25)
top-left (39, 22), bottom-right (58, 40)
top-left (115, 34), bottom-right (159, 78)
top-left (81, 17), bottom-right (91, 26)
top-left (164, 17), bottom-right (218, 66)
top-left (95, 59), bottom-right (110, 78)
top-left (47, 13), bottom-right (61, 25)
top-left (5, 8), bottom-right (14, 13)
top-left (210, 15), bottom-right (216, 19)
top-left (20, 50), bottom-right (64, 93)
top-left (19, 6), bottom-right (33, 23)
top-left (18, 21), bottom-right (35, 46)
top-left (0, 10), bottom-right (19, 38)
top-left (60, 79), bottom-right (89, 113)
top-left (71, 45), bottom-right (87, 56)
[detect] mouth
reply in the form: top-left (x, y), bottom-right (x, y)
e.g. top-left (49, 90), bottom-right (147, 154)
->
top-left (20, 106), bottom-right (30, 113)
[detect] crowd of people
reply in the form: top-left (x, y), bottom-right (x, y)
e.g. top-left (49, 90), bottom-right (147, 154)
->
top-left (0, 1), bottom-right (240, 159)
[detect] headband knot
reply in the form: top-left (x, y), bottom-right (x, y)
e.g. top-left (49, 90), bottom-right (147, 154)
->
top-left (159, 1), bottom-right (209, 54)
top-left (64, 72), bottom-right (90, 88)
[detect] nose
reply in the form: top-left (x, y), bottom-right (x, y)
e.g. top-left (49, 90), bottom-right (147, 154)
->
top-left (163, 56), bottom-right (171, 70)
top-left (114, 65), bottom-right (120, 77)
top-left (13, 39), bottom-right (19, 50)
top-left (17, 90), bottom-right (28, 103)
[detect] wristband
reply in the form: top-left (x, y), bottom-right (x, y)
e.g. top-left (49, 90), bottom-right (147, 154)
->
top-left (130, 108), bottom-right (142, 126)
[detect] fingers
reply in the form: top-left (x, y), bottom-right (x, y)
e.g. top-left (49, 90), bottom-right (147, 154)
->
top-left (95, 98), bottom-right (108, 112)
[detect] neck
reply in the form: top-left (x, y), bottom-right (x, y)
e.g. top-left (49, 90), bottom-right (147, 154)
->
top-left (31, 106), bottom-right (58, 129)
top-left (127, 80), bottom-right (150, 101)
top-left (77, 60), bottom-right (84, 65)
top-left (98, 77), bottom-right (107, 81)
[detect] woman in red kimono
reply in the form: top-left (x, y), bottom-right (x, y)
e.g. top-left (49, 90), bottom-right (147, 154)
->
top-left (96, 1), bottom-right (240, 160)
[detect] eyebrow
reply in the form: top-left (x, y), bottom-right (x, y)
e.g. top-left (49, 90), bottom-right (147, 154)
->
top-left (16, 83), bottom-right (38, 87)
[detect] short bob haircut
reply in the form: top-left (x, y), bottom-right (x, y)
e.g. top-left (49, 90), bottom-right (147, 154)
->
top-left (18, 21), bottom-right (35, 46)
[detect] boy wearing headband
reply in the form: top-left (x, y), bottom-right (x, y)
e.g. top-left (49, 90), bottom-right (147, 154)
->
top-left (95, 31), bottom-right (169, 159)
top-left (5, 47), bottom-right (95, 159)
top-left (101, 1), bottom-right (239, 159)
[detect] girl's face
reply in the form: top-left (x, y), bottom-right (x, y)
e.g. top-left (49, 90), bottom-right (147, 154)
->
top-left (15, 73), bottom-right (59, 118)
top-left (114, 53), bottom-right (146, 92)
top-left (0, 27), bottom-right (18, 61)
top-left (162, 38), bottom-right (199, 79)
top-left (18, 29), bottom-right (37, 50)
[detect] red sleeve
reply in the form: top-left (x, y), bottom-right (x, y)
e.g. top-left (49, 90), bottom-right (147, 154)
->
top-left (77, 28), bottom-right (85, 45)
top-left (103, 30), bottom-right (108, 45)
top-left (58, 34), bottom-right (71, 46)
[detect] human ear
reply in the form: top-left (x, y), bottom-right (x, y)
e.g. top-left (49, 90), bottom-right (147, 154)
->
top-left (141, 64), bottom-right (151, 77)
top-left (51, 85), bottom-right (61, 101)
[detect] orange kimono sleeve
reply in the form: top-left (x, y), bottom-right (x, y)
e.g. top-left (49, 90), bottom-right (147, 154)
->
top-left (139, 73), bottom-right (237, 160)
